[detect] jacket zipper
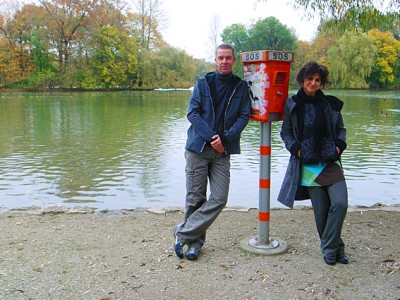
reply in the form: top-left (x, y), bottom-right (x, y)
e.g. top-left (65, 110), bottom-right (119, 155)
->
top-left (223, 81), bottom-right (241, 132)
top-left (200, 79), bottom-right (215, 152)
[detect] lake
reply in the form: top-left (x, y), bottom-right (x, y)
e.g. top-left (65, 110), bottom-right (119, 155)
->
top-left (0, 89), bottom-right (399, 211)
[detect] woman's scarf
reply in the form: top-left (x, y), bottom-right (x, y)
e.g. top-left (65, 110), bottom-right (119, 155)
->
top-left (295, 88), bottom-right (327, 153)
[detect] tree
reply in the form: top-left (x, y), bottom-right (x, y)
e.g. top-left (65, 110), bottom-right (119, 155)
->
top-left (327, 31), bottom-right (377, 88)
top-left (38, 0), bottom-right (93, 75)
top-left (128, 0), bottom-right (166, 87)
top-left (130, 0), bottom-right (166, 51)
top-left (73, 0), bottom-right (130, 88)
top-left (133, 45), bottom-right (198, 89)
top-left (248, 17), bottom-right (297, 52)
top-left (293, 25), bottom-right (339, 87)
top-left (207, 14), bottom-right (221, 62)
top-left (0, 0), bottom-right (218, 88)
top-left (0, 0), bottom-right (36, 86)
top-left (291, 40), bottom-right (313, 85)
top-left (367, 29), bottom-right (400, 88)
top-left (90, 25), bottom-right (138, 88)
top-left (27, 29), bottom-right (58, 88)
top-left (221, 17), bottom-right (297, 76)
top-left (221, 23), bottom-right (249, 55)
top-left (0, 38), bottom-right (22, 87)
top-left (279, 0), bottom-right (400, 33)
top-left (303, 22), bottom-right (338, 68)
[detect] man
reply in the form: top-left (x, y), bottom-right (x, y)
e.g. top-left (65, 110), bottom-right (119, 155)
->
top-left (173, 43), bottom-right (251, 260)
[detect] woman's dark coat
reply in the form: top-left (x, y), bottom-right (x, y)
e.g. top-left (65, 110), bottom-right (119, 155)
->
top-left (277, 94), bottom-right (347, 208)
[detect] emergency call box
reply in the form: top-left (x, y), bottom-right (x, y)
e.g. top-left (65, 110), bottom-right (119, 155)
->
top-left (240, 50), bottom-right (294, 122)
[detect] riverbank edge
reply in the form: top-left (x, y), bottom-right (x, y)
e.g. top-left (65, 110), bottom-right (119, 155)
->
top-left (1, 202), bottom-right (399, 216)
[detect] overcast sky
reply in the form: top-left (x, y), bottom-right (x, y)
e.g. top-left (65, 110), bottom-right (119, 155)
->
top-left (161, 0), bottom-right (320, 61)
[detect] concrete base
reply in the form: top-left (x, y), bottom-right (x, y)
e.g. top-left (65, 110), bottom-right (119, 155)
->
top-left (239, 236), bottom-right (288, 255)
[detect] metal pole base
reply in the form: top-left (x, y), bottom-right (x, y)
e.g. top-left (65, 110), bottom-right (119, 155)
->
top-left (239, 236), bottom-right (288, 255)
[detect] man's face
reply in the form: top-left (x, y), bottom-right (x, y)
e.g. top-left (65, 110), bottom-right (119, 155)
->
top-left (215, 48), bottom-right (236, 74)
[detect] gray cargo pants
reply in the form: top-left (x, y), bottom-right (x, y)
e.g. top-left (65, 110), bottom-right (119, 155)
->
top-left (174, 145), bottom-right (230, 249)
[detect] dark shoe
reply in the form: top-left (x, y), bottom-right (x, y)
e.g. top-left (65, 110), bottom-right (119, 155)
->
top-left (323, 256), bottom-right (336, 266)
top-left (336, 254), bottom-right (349, 264)
top-left (185, 247), bottom-right (200, 261)
top-left (174, 236), bottom-right (184, 258)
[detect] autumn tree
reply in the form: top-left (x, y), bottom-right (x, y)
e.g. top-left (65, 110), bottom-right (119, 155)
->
top-left (295, 23), bottom-right (339, 73)
top-left (73, 0), bottom-right (133, 88)
top-left (131, 0), bottom-right (166, 51)
top-left (88, 25), bottom-right (138, 88)
top-left (38, 0), bottom-right (93, 76)
top-left (367, 29), bottom-right (400, 88)
top-left (0, 0), bottom-right (36, 86)
top-left (291, 40), bottom-right (313, 85)
top-left (0, 0), bottom-right (236, 89)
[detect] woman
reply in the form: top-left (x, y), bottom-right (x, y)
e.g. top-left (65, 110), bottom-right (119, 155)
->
top-left (277, 62), bottom-right (349, 266)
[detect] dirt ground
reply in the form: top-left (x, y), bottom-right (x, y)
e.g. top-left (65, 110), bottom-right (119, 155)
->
top-left (0, 204), bottom-right (399, 300)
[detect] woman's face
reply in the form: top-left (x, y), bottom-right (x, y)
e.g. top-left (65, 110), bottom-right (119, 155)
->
top-left (303, 73), bottom-right (321, 96)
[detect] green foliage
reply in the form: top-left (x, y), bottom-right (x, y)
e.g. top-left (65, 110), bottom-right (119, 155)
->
top-left (91, 26), bottom-right (138, 88)
top-left (30, 32), bottom-right (53, 73)
top-left (221, 17), bottom-right (297, 77)
top-left (132, 46), bottom-right (199, 89)
top-left (289, 0), bottom-right (400, 33)
top-left (327, 31), bottom-right (377, 88)
top-left (221, 23), bottom-right (249, 54)
top-left (26, 69), bottom-right (58, 88)
top-left (248, 17), bottom-right (297, 52)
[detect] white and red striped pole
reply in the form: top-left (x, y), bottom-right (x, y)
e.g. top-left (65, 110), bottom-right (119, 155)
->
top-left (258, 121), bottom-right (273, 245)
top-left (240, 121), bottom-right (288, 255)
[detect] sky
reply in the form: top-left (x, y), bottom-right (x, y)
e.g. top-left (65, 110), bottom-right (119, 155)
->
top-left (161, 0), bottom-right (320, 61)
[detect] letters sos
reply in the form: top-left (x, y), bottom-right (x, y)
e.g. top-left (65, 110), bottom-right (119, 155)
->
top-left (242, 51), bottom-right (292, 62)
top-left (268, 51), bottom-right (292, 61)
top-left (243, 51), bottom-right (263, 61)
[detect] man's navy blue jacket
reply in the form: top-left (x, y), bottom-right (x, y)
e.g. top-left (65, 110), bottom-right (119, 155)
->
top-left (185, 71), bottom-right (251, 154)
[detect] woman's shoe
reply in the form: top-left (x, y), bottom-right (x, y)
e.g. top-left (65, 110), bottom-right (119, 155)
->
top-left (336, 254), bottom-right (349, 264)
top-left (323, 256), bottom-right (336, 266)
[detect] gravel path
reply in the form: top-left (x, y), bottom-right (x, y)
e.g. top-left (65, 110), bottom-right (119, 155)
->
top-left (0, 205), bottom-right (399, 299)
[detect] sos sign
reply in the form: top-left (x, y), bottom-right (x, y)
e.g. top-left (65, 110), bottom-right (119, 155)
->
top-left (241, 50), bottom-right (293, 62)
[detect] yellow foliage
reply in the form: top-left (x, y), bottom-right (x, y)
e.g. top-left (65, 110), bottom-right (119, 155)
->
top-left (367, 29), bottom-right (400, 85)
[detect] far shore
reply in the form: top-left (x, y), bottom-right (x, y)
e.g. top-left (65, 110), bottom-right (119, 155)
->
top-left (1, 87), bottom-right (398, 94)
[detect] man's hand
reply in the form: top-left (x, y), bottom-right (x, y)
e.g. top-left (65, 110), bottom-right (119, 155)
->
top-left (210, 134), bottom-right (225, 154)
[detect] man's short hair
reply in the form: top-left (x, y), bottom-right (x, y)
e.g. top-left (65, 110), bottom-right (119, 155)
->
top-left (216, 43), bottom-right (235, 57)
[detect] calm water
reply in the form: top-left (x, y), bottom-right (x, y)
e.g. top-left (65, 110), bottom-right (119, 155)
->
top-left (0, 89), bottom-right (399, 210)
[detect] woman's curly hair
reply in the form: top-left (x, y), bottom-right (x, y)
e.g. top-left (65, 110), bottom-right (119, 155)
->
top-left (296, 62), bottom-right (330, 88)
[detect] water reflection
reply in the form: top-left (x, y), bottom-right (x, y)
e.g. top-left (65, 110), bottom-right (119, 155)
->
top-left (0, 89), bottom-right (399, 210)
